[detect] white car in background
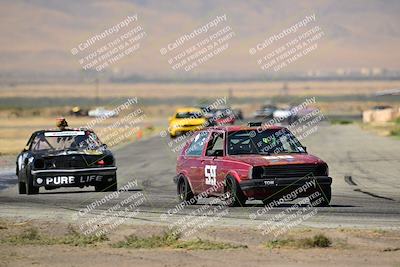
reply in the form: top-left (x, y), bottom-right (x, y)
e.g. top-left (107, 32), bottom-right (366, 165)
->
top-left (88, 107), bottom-right (118, 118)
top-left (273, 107), bottom-right (298, 124)
top-left (273, 109), bottom-right (292, 120)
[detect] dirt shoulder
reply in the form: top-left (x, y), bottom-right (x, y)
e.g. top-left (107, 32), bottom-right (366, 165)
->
top-left (0, 219), bottom-right (399, 267)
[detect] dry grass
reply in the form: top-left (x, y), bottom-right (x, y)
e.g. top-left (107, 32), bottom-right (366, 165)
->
top-left (265, 234), bottom-right (332, 249)
top-left (361, 119), bottom-right (400, 138)
top-left (112, 231), bottom-right (247, 250)
top-left (0, 226), bottom-right (108, 246)
top-left (1, 81), bottom-right (400, 99)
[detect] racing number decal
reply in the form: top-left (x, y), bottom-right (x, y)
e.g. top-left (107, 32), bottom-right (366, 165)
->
top-left (205, 165), bottom-right (217, 186)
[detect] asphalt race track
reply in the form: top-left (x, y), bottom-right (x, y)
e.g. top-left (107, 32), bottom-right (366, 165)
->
top-left (0, 123), bottom-right (399, 229)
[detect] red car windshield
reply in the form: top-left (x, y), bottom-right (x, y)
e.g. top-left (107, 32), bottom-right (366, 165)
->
top-left (227, 129), bottom-right (305, 155)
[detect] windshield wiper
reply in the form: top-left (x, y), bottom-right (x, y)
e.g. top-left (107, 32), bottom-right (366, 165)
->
top-left (275, 151), bottom-right (304, 154)
top-left (230, 152), bottom-right (258, 155)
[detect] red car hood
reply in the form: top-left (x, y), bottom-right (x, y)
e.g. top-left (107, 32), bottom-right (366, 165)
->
top-left (226, 153), bottom-right (324, 166)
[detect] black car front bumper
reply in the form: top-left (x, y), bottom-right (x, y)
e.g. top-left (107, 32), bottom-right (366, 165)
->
top-left (31, 167), bottom-right (117, 187)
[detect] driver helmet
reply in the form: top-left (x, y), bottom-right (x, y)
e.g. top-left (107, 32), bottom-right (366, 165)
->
top-left (56, 117), bottom-right (69, 130)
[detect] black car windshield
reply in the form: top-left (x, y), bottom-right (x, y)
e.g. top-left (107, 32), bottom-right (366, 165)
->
top-left (30, 131), bottom-right (102, 152)
top-left (175, 112), bottom-right (203, 119)
top-left (227, 129), bottom-right (305, 155)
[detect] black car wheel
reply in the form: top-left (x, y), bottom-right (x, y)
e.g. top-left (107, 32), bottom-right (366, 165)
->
top-left (95, 181), bottom-right (118, 192)
top-left (177, 176), bottom-right (195, 203)
top-left (225, 175), bottom-right (247, 207)
top-left (18, 181), bottom-right (26, 194)
top-left (17, 170), bottom-right (26, 194)
top-left (108, 182), bottom-right (118, 192)
top-left (26, 176), bottom-right (39, 195)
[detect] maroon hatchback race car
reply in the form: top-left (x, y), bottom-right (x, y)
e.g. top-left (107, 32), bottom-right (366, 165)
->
top-left (174, 123), bottom-right (332, 207)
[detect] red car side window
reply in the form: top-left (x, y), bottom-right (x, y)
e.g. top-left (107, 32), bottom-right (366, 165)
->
top-left (186, 131), bottom-right (209, 156)
top-left (205, 132), bottom-right (224, 157)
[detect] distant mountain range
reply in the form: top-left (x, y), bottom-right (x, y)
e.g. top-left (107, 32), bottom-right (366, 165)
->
top-left (0, 0), bottom-right (399, 81)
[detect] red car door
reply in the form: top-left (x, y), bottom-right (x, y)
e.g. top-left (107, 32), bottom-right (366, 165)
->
top-left (184, 131), bottom-right (209, 194)
top-left (202, 130), bottom-right (226, 193)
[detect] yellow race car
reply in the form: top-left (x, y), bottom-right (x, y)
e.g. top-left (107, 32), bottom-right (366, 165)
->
top-left (168, 108), bottom-right (207, 138)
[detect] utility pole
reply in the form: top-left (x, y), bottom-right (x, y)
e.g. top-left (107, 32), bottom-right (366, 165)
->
top-left (95, 78), bottom-right (99, 106)
top-left (228, 88), bottom-right (233, 103)
top-left (282, 82), bottom-right (288, 96)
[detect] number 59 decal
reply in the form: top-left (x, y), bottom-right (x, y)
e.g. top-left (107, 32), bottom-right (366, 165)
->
top-left (205, 165), bottom-right (217, 186)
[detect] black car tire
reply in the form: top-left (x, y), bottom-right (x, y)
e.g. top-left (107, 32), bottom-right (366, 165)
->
top-left (26, 176), bottom-right (39, 195)
top-left (225, 175), bottom-right (247, 207)
top-left (18, 181), bottom-right (26, 194)
top-left (177, 176), bottom-right (196, 204)
top-left (312, 185), bottom-right (331, 207)
top-left (94, 184), bottom-right (103, 192)
top-left (17, 171), bottom-right (27, 194)
top-left (108, 182), bottom-right (118, 192)
top-left (95, 181), bottom-right (118, 192)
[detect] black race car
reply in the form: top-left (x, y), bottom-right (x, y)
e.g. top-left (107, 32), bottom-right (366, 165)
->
top-left (16, 128), bottom-right (117, 194)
